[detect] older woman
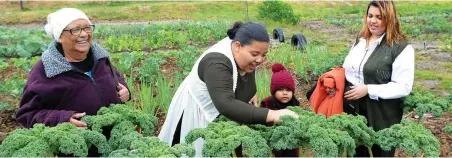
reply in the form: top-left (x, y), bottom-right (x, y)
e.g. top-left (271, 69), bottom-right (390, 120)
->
top-left (16, 8), bottom-right (130, 129)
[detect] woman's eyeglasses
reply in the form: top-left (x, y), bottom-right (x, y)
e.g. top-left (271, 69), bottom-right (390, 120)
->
top-left (63, 25), bottom-right (95, 36)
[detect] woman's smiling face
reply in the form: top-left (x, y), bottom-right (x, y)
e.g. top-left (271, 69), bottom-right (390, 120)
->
top-left (367, 5), bottom-right (386, 36)
top-left (232, 40), bottom-right (269, 73)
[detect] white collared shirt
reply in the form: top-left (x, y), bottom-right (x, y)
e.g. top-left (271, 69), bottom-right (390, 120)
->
top-left (342, 34), bottom-right (415, 100)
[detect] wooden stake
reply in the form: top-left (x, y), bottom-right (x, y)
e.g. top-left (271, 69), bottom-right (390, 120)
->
top-left (245, 0), bottom-right (249, 21)
top-left (20, 0), bottom-right (24, 10)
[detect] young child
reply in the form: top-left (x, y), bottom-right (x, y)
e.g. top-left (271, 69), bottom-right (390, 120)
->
top-left (260, 63), bottom-right (300, 157)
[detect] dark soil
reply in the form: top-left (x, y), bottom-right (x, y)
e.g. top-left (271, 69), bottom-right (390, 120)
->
top-left (0, 110), bottom-right (23, 143)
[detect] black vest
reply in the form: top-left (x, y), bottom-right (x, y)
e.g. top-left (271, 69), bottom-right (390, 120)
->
top-left (347, 36), bottom-right (408, 131)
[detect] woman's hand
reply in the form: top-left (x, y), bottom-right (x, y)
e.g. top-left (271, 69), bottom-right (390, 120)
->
top-left (267, 109), bottom-right (299, 123)
top-left (344, 84), bottom-right (368, 100)
top-left (249, 94), bottom-right (258, 107)
top-left (69, 112), bottom-right (87, 129)
top-left (117, 83), bottom-right (130, 102)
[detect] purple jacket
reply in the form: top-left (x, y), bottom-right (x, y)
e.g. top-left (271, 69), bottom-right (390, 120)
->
top-left (16, 42), bottom-right (130, 128)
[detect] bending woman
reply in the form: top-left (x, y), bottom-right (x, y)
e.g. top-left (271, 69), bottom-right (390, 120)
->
top-left (159, 21), bottom-right (298, 156)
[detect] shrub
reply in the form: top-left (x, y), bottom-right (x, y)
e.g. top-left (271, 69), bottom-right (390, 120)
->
top-left (258, 1), bottom-right (300, 25)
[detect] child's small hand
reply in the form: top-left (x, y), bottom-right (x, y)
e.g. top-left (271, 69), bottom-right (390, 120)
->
top-left (249, 94), bottom-right (258, 107)
top-left (326, 87), bottom-right (336, 96)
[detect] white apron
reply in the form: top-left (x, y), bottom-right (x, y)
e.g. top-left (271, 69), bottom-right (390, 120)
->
top-left (158, 37), bottom-right (238, 156)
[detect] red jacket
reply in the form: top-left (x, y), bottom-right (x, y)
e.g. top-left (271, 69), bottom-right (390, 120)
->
top-left (310, 67), bottom-right (345, 118)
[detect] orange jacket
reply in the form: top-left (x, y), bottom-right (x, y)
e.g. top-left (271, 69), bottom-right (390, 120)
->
top-left (310, 67), bottom-right (345, 118)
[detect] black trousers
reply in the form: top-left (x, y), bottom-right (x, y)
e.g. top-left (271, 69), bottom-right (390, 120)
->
top-left (172, 113), bottom-right (184, 146)
top-left (343, 81), bottom-right (396, 157)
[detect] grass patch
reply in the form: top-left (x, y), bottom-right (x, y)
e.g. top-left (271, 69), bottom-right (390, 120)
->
top-left (3, 1), bottom-right (452, 25)
top-left (298, 25), bottom-right (332, 40)
top-left (267, 43), bottom-right (347, 82)
top-left (255, 68), bottom-right (272, 102)
top-left (396, 1), bottom-right (452, 16)
top-left (415, 70), bottom-right (442, 80)
top-left (443, 63), bottom-right (452, 70)
top-left (440, 38), bottom-right (452, 53)
top-left (1, 2), bottom-right (252, 24)
top-left (440, 80), bottom-right (452, 91)
top-left (415, 70), bottom-right (452, 91)
top-left (415, 55), bottom-right (430, 61)
top-left (326, 41), bottom-right (349, 53)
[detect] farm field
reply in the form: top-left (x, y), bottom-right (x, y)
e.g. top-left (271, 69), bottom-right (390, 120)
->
top-left (0, 1), bottom-right (451, 157)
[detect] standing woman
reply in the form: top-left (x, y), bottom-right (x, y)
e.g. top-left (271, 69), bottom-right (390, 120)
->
top-left (159, 21), bottom-right (298, 156)
top-left (342, 1), bottom-right (414, 156)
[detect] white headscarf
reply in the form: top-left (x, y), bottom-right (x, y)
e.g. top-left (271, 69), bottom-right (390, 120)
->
top-left (44, 8), bottom-right (92, 40)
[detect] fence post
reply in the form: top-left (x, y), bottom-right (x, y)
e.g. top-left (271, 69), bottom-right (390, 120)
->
top-left (245, 0), bottom-right (249, 21)
top-left (20, 0), bottom-right (24, 10)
